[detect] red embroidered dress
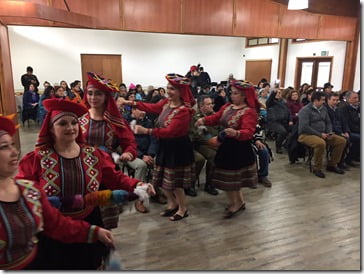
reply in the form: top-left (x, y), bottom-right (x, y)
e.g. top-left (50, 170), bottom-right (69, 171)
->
top-left (16, 144), bottom-right (138, 219)
top-left (80, 112), bottom-right (137, 156)
top-left (135, 99), bottom-right (195, 190)
top-left (204, 103), bottom-right (258, 191)
top-left (0, 179), bottom-right (99, 270)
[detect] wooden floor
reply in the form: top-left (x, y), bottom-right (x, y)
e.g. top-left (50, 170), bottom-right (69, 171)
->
top-left (19, 122), bottom-right (361, 270)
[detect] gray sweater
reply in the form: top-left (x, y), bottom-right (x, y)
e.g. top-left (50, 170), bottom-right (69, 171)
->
top-left (298, 103), bottom-right (332, 137)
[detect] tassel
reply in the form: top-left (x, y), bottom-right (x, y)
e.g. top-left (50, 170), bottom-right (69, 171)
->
top-left (48, 196), bottom-right (61, 208)
top-left (133, 184), bottom-right (150, 208)
top-left (111, 190), bottom-right (129, 204)
top-left (105, 249), bottom-right (122, 270)
top-left (72, 194), bottom-right (84, 210)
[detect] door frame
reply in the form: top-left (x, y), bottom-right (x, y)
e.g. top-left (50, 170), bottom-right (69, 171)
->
top-left (294, 56), bottom-right (333, 90)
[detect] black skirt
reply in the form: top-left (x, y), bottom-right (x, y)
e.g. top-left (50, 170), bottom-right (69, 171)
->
top-left (212, 138), bottom-right (258, 191)
top-left (156, 135), bottom-right (194, 168)
top-left (215, 138), bottom-right (256, 169)
top-left (152, 136), bottom-right (195, 190)
top-left (29, 207), bottom-right (109, 270)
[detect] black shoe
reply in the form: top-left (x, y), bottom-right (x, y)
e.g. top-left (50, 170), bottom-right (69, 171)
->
top-left (184, 187), bottom-right (197, 197)
top-left (258, 177), bottom-right (272, 187)
top-left (204, 185), bottom-right (218, 195)
top-left (345, 160), bottom-right (360, 167)
top-left (338, 163), bottom-right (350, 170)
top-left (326, 166), bottom-right (345, 174)
top-left (313, 169), bottom-right (326, 178)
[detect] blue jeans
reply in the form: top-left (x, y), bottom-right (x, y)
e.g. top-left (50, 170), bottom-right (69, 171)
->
top-left (257, 147), bottom-right (270, 178)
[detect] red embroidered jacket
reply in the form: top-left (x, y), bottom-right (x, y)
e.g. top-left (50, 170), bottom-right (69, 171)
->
top-left (16, 144), bottom-right (139, 219)
top-left (79, 112), bottom-right (137, 158)
top-left (203, 103), bottom-right (257, 141)
top-left (136, 99), bottom-right (192, 138)
top-left (0, 179), bottom-right (100, 270)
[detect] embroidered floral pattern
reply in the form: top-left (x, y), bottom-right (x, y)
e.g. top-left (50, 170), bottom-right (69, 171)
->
top-left (228, 107), bottom-right (248, 129)
top-left (83, 146), bottom-right (100, 192)
top-left (39, 148), bottom-right (60, 196)
top-left (15, 180), bottom-right (43, 231)
top-left (164, 105), bottom-right (185, 127)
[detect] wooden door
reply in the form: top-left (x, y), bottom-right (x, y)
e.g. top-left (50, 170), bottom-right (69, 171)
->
top-left (80, 54), bottom-right (122, 90)
top-left (294, 57), bottom-right (333, 90)
top-left (245, 59), bottom-right (272, 86)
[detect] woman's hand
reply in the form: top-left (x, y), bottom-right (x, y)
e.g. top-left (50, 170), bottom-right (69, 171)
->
top-left (116, 97), bottom-right (128, 106)
top-left (134, 125), bottom-right (148, 135)
top-left (119, 152), bottom-right (133, 162)
top-left (195, 118), bottom-right (205, 127)
top-left (255, 140), bottom-right (266, 150)
top-left (224, 128), bottom-right (238, 137)
top-left (97, 228), bottom-right (114, 248)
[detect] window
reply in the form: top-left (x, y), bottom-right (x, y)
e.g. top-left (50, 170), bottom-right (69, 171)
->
top-left (246, 37), bottom-right (279, 48)
top-left (292, 38), bottom-right (322, 43)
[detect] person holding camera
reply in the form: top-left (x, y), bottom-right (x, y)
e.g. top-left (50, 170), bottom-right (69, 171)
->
top-left (298, 92), bottom-right (346, 178)
top-left (195, 81), bottom-right (259, 219)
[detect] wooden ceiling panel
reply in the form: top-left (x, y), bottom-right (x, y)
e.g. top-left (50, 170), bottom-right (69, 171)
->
top-left (278, 8), bottom-right (320, 39)
top-left (182, 0), bottom-right (233, 36)
top-left (51, 0), bottom-right (121, 29)
top-left (271, 0), bottom-right (360, 18)
top-left (235, 0), bottom-right (280, 37)
top-left (123, 0), bottom-right (181, 33)
top-left (318, 15), bottom-right (357, 41)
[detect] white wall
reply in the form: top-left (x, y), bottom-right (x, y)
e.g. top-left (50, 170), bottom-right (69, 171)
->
top-left (286, 39), bottom-right (347, 90)
top-left (8, 26), bottom-right (359, 92)
top-left (353, 35), bottom-right (360, 91)
top-left (241, 38), bottom-right (280, 85)
top-left (8, 26), bottom-right (244, 91)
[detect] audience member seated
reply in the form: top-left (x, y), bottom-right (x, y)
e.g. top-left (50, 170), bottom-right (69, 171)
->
top-left (54, 85), bottom-right (66, 99)
top-left (123, 107), bottom-right (159, 212)
top-left (325, 92), bottom-right (351, 169)
top-left (323, 82), bottom-right (334, 95)
top-left (286, 90), bottom-right (303, 125)
top-left (301, 87), bottom-right (314, 106)
top-left (68, 81), bottom-right (83, 103)
top-left (38, 85), bottom-right (54, 126)
top-left (338, 91), bottom-right (360, 167)
top-left (266, 89), bottom-right (292, 153)
top-left (22, 83), bottom-right (39, 125)
top-left (213, 85), bottom-right (228, 112)
top-left (298, 92), bottom-right (346, 178)
top-left (190, 95), bottom-right (220, 196)
top-left (252, 120), bottom-right (272, 187)
top-left (60, 80), bottom-right (72, 98)
top-left (258, 82), bottom-right (270, 108)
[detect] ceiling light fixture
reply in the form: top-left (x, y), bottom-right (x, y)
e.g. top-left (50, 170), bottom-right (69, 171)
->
top-left (288, 0), bottom-right (308, 10)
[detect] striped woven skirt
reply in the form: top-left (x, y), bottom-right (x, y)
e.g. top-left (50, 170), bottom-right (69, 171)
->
top-left (212, 138), bottom-right (258, 191)
top-left (152, 135), bottom-right (195, 191)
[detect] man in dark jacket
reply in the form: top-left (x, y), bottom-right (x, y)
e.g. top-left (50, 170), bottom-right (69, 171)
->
top-left (325, 92), bottom-right (351, 169)
top-left (298, 92), bottom-right (346, 178)
top-left (21, 66), bottom-right (40, 92)
top-left (266, 89), bottom-right (292, 153)
top-left (338, 91), bottom-right (360, 166)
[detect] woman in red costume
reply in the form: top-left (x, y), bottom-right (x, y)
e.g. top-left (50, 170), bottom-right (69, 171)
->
top-left (195, 80), bottom-right (259, 218)
top-left (17, 99), bottom-right (154, 269)
top-left (119, 73), bottom-right (195, 221)
top-left (0, 114), bottom-right (113, 270)
top-left (80, 72), bottom-right (139, 227)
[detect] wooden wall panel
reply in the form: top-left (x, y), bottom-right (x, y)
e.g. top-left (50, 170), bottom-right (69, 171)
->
top-left (278, 8), bottom-right (320, 39)
top-left (318, 15), bottom-right (357, 41)
top-left (123, 0), bottom-right (181, 33)
top-left (0, 24), bottom-right (19, 147)
top-left (235, 0), bottom-right (279, 37)
top-left (0, 1), bottom-right (97, 28)
top-left (182, 0), bottom-right (233, 36)
top-left (51, 0), bottom-right (121, 29)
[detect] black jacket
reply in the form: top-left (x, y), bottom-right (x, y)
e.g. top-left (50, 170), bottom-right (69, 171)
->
top-left (338, 103), bottom-right (360, 134)
top-left (266, 92), bottom-right (291, 124)
top-left (325, 104), bottom-right (345, 135)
